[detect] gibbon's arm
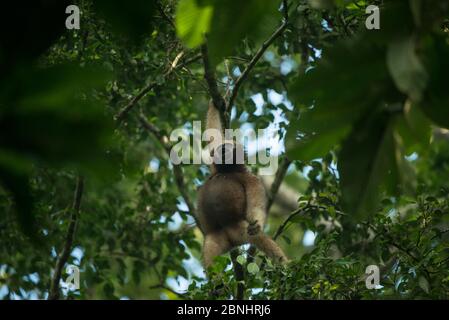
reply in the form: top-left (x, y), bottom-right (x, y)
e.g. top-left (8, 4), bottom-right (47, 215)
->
top-left (205, 101), bottom-right (225, 173)
top-left (241, 173), bottom-right (267, 227)
top-left (206, 100), bottom-right (223, 134)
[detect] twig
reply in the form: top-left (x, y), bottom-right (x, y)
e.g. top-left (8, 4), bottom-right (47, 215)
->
top-left (227, 0), bottom-right (289, 109)
top-left (49, 176), bottom-right (84, 300)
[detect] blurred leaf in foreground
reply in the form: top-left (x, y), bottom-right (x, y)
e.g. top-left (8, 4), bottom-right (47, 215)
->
top-left (0, 63), bottom-right (114, 239)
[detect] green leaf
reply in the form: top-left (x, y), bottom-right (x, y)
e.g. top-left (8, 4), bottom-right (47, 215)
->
top-left (236, 255), bottom-right (246, 265)
top-left (396, 100), bottom-right (431, 152)
top-left (247, 262), bottom-right (260, 275)
top-left (176, 0), bottom-right (213, 48)
top-left (419, 35), bottom-right (449, 128)
top-left (0, 63), bottom-right (115, 239)
top-left (176, 0), bottom-right (278, 64)
top-left (1, 64), bottom-right (114, 173)
top-left (338, 112), bottom-right (399, 218)
top-left (418, 276), bottom-right (430, 293)
top-left (387, 36), bottom-right (428, 102)
top-left (286, 114), bottom-right (350, 161)
top-left (209, 0), bottom-right (278, 64)
top-left (287, 40), bottom-right (393, 161)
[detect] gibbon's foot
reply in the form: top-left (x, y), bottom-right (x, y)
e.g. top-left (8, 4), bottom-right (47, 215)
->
top-left (277, 255), bottom-right (289, 264)
top-left (247, 220), bottom-right (261, 236)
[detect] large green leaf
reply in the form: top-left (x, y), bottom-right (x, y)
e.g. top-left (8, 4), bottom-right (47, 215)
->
top-left (338, 111), bottom-right (404, 219)
top-left (419, 36), bottom-right (449, 128)
top-left (175, 0), bottom-right (214, 48)
top-left (0, 63), bottom-right (114, 239)
top-left (387, 36), bottom-right (428, 102)
top-left (286, 112), bottom-right (351, 161)
top-left (286, 39), bottom-right (394, 161)
top-left (176, 0), bottom-right (279, 64)
top-left (0, 64), bottom-right (113, 169)
top-left (396, 100), bottom-right (432, 153)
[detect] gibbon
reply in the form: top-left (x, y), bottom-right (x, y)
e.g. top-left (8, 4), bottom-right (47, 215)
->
top-left (197, 101), bottom-right (288, 268)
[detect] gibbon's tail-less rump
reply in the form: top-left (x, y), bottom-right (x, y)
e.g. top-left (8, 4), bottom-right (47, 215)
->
top-left (199, 173), bottom-right (246, 231)
top-left (197, 101), bottom-right (288, 269)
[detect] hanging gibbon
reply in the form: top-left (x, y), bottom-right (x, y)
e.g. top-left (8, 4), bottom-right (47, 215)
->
top-left (197, 101), bottom-right (288, 268)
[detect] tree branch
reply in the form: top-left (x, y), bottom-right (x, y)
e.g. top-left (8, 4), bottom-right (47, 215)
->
top-left (115, 83), bottom-right (158, 123)
top-left (227, 1), bottom-right (289, 109)
top-left (49, 176), bottom-right (84, 300)
top-left (273, 204), bottom-right (328, 240)
top-left (138, 113), bottom-right (201, 232)
top-left (115, 53), bottom-right (202, 123)
top-left (267, 157), bottom-right (292, 212)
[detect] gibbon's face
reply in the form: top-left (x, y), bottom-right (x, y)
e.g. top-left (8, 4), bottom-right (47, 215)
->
top-left (212, 142), bottom-right (246, 173)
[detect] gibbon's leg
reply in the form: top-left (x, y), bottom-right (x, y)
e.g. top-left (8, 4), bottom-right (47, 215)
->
top-left (203, 232), bottom-right (231, 269)
top-left (248, 234), bottom-right (289, 264)
top-left (224, 220), bottom-right (249, 246)
top-left (233, 173), bottom-right (289, 264)
top-left (236, 173), bottom-right (267, 231)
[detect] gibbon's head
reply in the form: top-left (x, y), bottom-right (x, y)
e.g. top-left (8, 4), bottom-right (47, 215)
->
top-left (211, 141), bottom-right (246, 173)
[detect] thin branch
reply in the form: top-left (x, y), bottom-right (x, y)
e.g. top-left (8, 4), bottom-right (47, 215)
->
top-left (115, 83), bottom-right (158, 123)
top-left (227, 1), bottom-right (289, 109)
top-left (273, 207), bottom-right (304, 241)
top-left (266, 157), bottom-right (292, 212)
top-left (138, 113), bottom-right (201, 232)
top-left (115, 53), bottom-right (201, 123)
top-left (273, 204), bottom-right (330, 240)
top-left (49, 176), bottom-right (84, 300)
